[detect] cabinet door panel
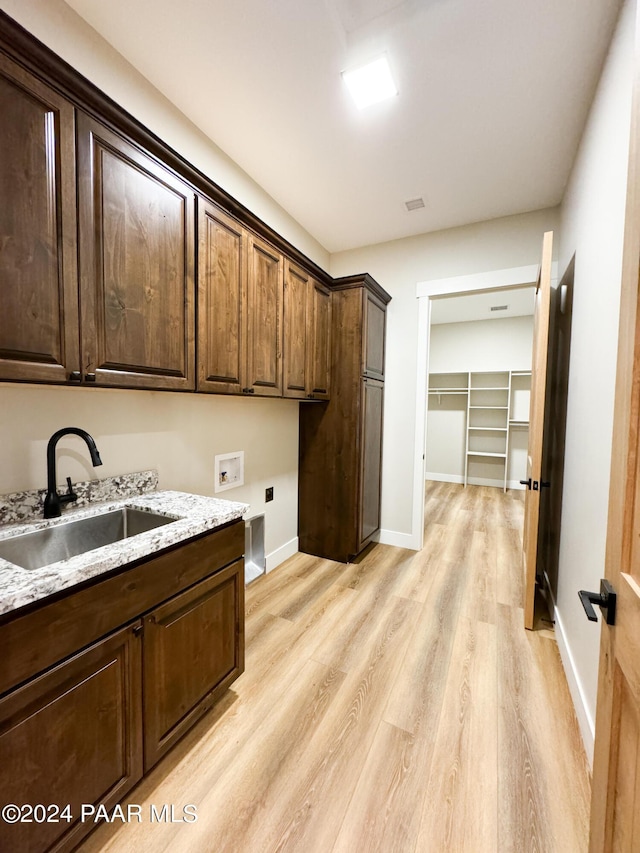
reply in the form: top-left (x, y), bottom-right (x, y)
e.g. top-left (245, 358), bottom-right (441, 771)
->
top-left (143, 559), bottom-right (244, 769)
top-left (78, 113), bottom-right (195, 390)
top-left (363, 291), bottom-right (386, 379)
top-left (0, 54), bottom-right (79, 383)
top-left (198, 201), bottom-right (246, 393)
top-left (359, 378), bottom-right (384, 548)
top-left (283, 260), bottom-right (309, 398)
top-left (0, 624), bottom-right (142, 853)
top-left (308, 280), bottom-right (331, 399)
top-left (246, 235), bottom-right (283, 396)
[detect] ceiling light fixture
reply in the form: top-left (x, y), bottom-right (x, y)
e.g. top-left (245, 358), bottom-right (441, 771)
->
top-left (342, 55), bottom-right (398, 110)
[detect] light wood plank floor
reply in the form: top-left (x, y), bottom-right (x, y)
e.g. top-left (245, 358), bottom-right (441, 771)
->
top-left (80, 482), bottom-right (591, 853)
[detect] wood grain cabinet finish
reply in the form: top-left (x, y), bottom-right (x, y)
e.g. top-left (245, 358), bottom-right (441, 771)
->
top-left (359, 377), bottom-right (384, 547)
top-left (0, 53), bottom-right (80, 384)
top-left (283, 261), bottom-right (332, 400)
top-left (363, 290), bottom-right (386, 380)
top-left (299, 275), bottom-right (390, 563)
top-left (77, 112), bottom-right (195, 390)
top-left (307, 279), bottom-right (332, 400)
top-left (197, 200), bottom-right (247, 394)
top-left (0, 520), bottom-right (244, 852)
top-left (0, 623), bottom-right (143, 853)
top-left (246, 233), bottom-right (284, 396)
top-left (143, 558), bottom-right (244, 769)
top-left (283, 260), bottom-right (309, 398)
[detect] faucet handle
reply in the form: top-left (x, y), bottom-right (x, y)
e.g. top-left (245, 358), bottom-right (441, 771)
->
top-left (66, 476), bottom-right (74, 494)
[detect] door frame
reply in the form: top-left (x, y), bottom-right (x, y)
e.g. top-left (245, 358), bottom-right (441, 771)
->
top-left (413, 264), bottom-right (551, 549)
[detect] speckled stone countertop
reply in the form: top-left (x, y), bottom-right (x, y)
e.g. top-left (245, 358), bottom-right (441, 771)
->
top-left (0, 485), bottom-right (248, 619)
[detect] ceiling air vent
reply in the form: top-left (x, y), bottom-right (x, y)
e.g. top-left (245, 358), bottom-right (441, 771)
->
top-left (405, 197), bottom-right (425, 212)
top-left (490, 305), bottom-right (509, 312)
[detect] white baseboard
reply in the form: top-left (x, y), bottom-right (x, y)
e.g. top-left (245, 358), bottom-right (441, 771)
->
top-left (426, 473), bottom-right (525, 490)
top-left (553, 605), bottom-right (595, 766)
top-left (507, 480), bottom-right (526, 490)
top-left (377, 528), bottom-right (420, 551)
top-left (425, 472), bottom-right (464, 484)
top-left (265, 536), bottom-right (299, 573)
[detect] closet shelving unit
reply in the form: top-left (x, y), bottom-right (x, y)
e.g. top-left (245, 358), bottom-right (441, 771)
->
top-left (428, 369), bottom-right (532, 491)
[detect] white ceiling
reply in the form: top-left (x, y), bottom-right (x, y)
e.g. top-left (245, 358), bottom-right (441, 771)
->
top-left (430, 285), bottom-right (535, 325)
top-left (63, 0), bottom-right (622, 253)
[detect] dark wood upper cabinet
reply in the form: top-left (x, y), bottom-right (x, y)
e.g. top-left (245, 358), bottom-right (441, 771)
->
top-left (283, 263), bottom-right (332, 400)
top-left (197, 200), bottom-right (247, 394)
top-left (0, 53), bottom-right (79, 384)
top-left (245, 233), bottom-right (284, 396)
top-left (283, 260), bottom-right (310, 398)
top-left (307, 279), bottom-right (332, 400)
top-left (363, 289), bottom-right (386, 379)
top-left (77, 112), bottom-right (195, 390)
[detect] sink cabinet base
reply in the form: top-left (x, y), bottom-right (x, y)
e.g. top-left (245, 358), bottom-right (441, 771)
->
top-left (0, 520), bottom-right (244, 853)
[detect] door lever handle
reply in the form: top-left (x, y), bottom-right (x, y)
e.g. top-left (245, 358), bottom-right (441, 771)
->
top-left (519, 479), bottom-right (531, 489)
top-left (578, 579), bottom-right (616, 625)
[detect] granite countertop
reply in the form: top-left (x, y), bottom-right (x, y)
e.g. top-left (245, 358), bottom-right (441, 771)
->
top-left (0, 489), bottom-right (248, 618)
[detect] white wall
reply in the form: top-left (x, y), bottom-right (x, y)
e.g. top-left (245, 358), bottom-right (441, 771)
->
top-left (0, 384), bottom-right (299, 568)
top-left (553, 0), bottom-right (635, 761)
top-left (330, 207), bottom-right (559, 544)
top-left (427, 316), bottom-right (533, 487)
top-left (429, 316), bottom-right (533, 373)
top-left (0, 0), bottom-right (332, 570)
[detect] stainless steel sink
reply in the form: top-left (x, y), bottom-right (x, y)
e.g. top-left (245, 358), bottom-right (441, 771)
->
top-left (0, 507), bottom-right (177, 571)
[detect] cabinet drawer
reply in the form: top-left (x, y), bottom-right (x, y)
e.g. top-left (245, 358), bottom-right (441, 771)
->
top-left (0, 623), bottom-right (142, 853)
top-left (143, 558), bottom-right (244, 769)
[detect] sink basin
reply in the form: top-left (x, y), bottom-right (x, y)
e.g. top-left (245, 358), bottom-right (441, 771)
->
top-left (0, 507), bottom-right (178, 571)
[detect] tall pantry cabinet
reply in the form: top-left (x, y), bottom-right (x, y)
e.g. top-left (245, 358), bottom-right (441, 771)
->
top-left (298, 274), bottom-right (390, 563)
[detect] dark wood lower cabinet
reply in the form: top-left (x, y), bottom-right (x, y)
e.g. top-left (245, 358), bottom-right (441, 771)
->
top-left (359, 378), bottom-right (384, 549)
top-left (143, 559), bottom-right (244, 769)
top-left (0, 624), bottom-right (143, 853)
top-left (0, 521), bottom-right (244, 853)
top-left (299, 275), bottom-right (390, 563)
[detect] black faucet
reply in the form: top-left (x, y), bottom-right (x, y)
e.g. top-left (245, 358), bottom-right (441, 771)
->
top-left (44, 428), bottom-right (103, 519)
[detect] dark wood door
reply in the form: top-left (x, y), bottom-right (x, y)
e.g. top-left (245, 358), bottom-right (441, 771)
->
top-left (0, 623), bottom-right (142, 853)
top-left (307, 280), bottom-right (332, 400)
top-left (283, 260), bottom-right (309, 398)
top-left (363, 290), bottom-right (386, 380)
top-left (537, 256), bottom-right (574, 607)
top-left (197, 200), bottom-right (247, 394)
top-left (77, 113), bottom-right (195, 390)
top-left (143, 559), bottom-right (244, 769)
top-left (359, 377), bottom-right (384, 548)
top-left (246, 234), bottom-right (283, 396)
top-left (523, 231), bottom-right (553, 629)
top-left (0, 53), bottom-right (79, 384)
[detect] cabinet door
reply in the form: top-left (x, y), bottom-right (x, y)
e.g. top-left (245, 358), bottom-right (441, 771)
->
top-left (359, 377), bottom-right (384, 549)
top-left (283, 259), bottom-right (309, 398)
top-left (307, 280), bottom-right (332, 400)
top-left (77, 113), bottom-right (195, 390)
top-left (198, 200), bottom-right (247, 394)
top-left (363, 290), bottom-right (386, 380)
top-left (0, 623), bottom-right (142, 853)
top-left (0, 54), bottom-right (79, 384)
top-left (246, 234), bottom-right (283, 396)
top-left (143, 559), bottom-right (244, 769)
